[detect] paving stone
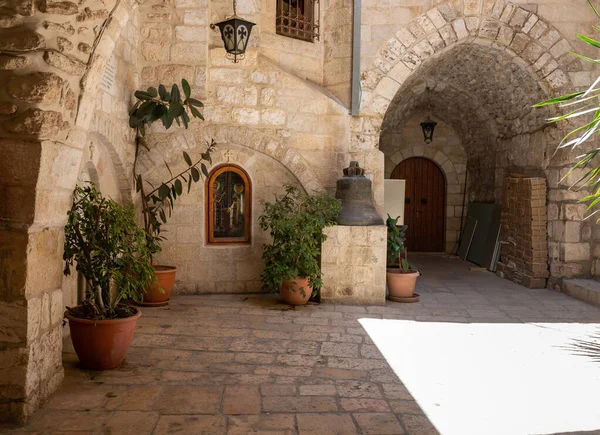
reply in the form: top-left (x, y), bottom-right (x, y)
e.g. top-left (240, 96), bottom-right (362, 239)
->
top-left (234, 352), bottom-right (276, 364)
top-left (231, 338), bottom-right (288, 353)
top-left (262, 396), bottom-right (338, 413)
top-left (161, 371), bottom-right (227, 385)
top-left (320, 342), bottom-right (360, 358)
top-left (337, 381), bottom-right (383, 399)
top-left (103, 386), bottom-right (162, 411)
top-left (152, 386), bottom-right (223, 414)
top-left (222, 385), bottom-right (261, 414)
top-left (20, 253), bottom-right (600, 433)
top-left (227, 414), bottom-right (296, 434)
top-left (314, 367), bottom-right (369, 380)
top-left (277, 354), bottom-right (324, 366)
top-left (353, 413), bottom-right (405, 434)
top-left (388, 399), bottom-right (424, 414)
top-left (260, 384), bottom-right (297, 396)
top-left (297, 413), bottom-right (358, 434)
top-left (400, 414), bottom-right (440, 434)
top-left (329, 333), bottom-right (364, 343)
top-left (340, 398), bottom-right (391, 412)
top-left (382, 383), bottom-right (412, 400)
top-left (28, 410), bottom-right (111, 432)
top-left (360, 345), bottom-right (384, 359)
top-left (153, 415), bottom-right (226, 434)
top-left (298, 384), bottom-right (337, 396)
top-left (103, 411), bottom-right (159, 434)
top-left (45, 384), bottom-right (112, 410)
top-left (287, 340), bottom-right (320, 355)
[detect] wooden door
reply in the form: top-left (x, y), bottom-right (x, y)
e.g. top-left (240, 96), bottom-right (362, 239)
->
top-left (391, 157), bottom-right (445, 252)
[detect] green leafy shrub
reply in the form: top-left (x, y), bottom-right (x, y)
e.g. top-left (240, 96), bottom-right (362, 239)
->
top-left (259, 185), bottom-right (341, 297)
top-left (386, 214), bottom-right (409, 272)
top-left (63, 185), bottom-right (155, 319)
top-left (129, 79), bottom-right (215, 255)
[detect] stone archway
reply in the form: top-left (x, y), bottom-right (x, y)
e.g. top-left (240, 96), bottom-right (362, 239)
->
top-left (0, 0), bottom-right (137, 423)
top-left (354, 1), bottom-right (574, 151)
top-left (355, 1), bottom-right (578, 280)
top-left (142, 124), bottom-right (325, 194)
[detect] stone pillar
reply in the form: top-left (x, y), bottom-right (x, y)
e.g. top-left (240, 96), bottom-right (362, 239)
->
top-left (0, 0), bottom-right (131, 424)
top-left (497, 176), bottom-right (549, 288)
top-left (321, 225), bottom-right (387, 305)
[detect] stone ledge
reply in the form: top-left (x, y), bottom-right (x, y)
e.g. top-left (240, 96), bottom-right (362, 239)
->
top-left (563, 279), bottom-right (600, 307)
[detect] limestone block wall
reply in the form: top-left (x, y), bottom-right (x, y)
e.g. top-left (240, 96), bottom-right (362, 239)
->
top-left (147, 144), bottom-right (303, 294)
top-left (321, 225), bottom-right (387, 305)
top-left (381, 114), bottom-right (467, 253)
top-left (498, 176), bottom-right (549, 288)
top-left (0, 0), bottom-right (137, 423)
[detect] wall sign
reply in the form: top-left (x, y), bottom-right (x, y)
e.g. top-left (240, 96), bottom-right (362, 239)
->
top-left (99, 55), bottom-right (117, 96)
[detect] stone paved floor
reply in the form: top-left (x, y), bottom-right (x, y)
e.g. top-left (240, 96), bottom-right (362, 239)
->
top-left (4, 254), bottom-right (600, 434)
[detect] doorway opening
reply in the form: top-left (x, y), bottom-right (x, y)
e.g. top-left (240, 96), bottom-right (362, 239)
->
top-left (391, 157), bottom-right (445, 252)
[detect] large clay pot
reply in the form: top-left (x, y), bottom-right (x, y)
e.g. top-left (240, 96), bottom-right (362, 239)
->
top-left (143, 265), bottom-right (177, 305)
top-left (386, 268), bottom-right (420, 298)
top-left (65, 307), bottom-right (141, 370)
top-left (280, 276), bottom-right (312, 305)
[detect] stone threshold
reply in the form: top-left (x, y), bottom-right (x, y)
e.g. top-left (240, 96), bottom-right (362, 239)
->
top-left (563, 279), bottom-right (600, 308)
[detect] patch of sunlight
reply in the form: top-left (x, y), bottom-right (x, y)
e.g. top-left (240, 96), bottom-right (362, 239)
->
top-left (359, 318), bottom-right (600, 435)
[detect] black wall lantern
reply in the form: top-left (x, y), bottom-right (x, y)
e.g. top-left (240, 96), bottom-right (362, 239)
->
top-left (421, 87), bottom-right (437, 144)
top-left (420, 117), bottom-right (437, 144)
top-left (213, 0), bottom-right (255, 63)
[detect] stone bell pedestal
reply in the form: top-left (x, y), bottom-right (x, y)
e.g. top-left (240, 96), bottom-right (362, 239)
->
top-left (321, 162), bottom-right (387, 305)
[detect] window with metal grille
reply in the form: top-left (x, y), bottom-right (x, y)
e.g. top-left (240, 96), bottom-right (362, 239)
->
top-left (276, 0), bottom-right (319, 42)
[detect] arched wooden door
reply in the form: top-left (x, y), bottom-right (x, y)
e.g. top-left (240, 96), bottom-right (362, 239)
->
top-left (391, 157), bottom-right (445, 252)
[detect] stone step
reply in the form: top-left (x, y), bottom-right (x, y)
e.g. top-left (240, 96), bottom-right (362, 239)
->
top-left (563, 279), bottom-right (600, 308)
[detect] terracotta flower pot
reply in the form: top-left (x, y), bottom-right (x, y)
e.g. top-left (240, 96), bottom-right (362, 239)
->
top-left (65, 307), bottom-right (141, 370)
top-left (386, 268), bottom-right (420, 298)
top-left (143, 265), bottom-right (177, 305)
top-left (280, 277), bottom-right (312, 305)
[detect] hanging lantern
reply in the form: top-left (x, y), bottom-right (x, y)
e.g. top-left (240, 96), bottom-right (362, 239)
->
top-left (214, 0), bottom-right (255, 63)
top-left (421, 117), bottom-right (438, 144)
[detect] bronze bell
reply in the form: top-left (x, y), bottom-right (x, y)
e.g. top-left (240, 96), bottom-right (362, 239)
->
top-left (335, 161), bottom-right (383, 226)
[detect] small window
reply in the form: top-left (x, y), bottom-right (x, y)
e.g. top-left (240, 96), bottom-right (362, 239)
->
top-left (276, 0), bottom-right (320, 42)
top-left (206, 165), bottom-right (251, 244)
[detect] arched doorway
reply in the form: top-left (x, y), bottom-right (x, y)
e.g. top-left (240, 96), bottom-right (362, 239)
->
top-left (391, 157), bottom-right (445, 252)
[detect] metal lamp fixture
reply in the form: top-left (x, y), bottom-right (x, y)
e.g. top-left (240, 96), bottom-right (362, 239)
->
top-left (213, 0), bottom-right (255, 63)
top-left (421, 87), bottom-right (437, 144)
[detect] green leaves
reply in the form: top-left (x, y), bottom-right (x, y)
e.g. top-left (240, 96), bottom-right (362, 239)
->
top-left (190, 166), bottom-right (200, 182)
top-left (182, 79), bottom-right (191, 99)
top-left (259, 185), bottom-right (341, 295)
top-left (63, 185), bottom-right (155, 319)
top-left (183, 151), bottom-right (192, 166)
top-left (131, 81), bottom-right (214, 252)
top-left (130, 81), bottom-right (205, 137)
top-left (386, 214), bottom-right (408, 268)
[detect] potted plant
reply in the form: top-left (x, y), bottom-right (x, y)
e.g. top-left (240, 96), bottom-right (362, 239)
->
top-left (129, 79), bottom-right (216, 306)
top-left (386, 214), bottom-right (420, 300)
top-left (259, 185), bottom-right (341, 305)
top-left (63, 185), bottom-right (155, 370)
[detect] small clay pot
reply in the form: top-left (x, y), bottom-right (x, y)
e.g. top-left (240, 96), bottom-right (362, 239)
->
top-left (66, 306), bottom-right (141, 370)
top-left (143, 265), bottom-right (177, 305)
top-left (386, 268), bottom-right (420, 299)
top-left (280, 277), bottom-right (312, 305)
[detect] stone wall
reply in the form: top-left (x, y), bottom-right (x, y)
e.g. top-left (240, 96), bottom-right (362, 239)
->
top-left (321, 225), bottom-right (387, 305)
top-left (148, 144), bottom-right (303, 294)
top-left (0, 0), bottom-right (136, 423)
top-left (498, 175), bottom-right (549, 288)
top-left (381, 114), bottom-right (467, 253)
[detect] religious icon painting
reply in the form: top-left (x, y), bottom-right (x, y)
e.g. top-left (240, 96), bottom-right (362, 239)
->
top-left (206, 165), bottom-right (252, 244)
